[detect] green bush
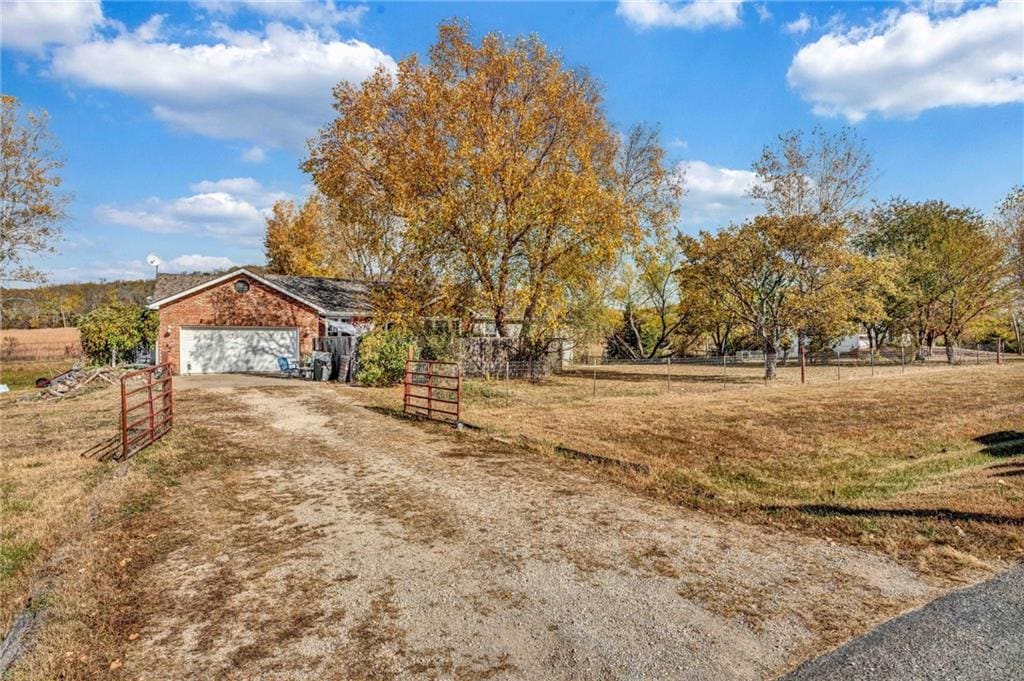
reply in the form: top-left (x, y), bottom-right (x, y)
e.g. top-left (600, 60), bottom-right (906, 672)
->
top-left (356, 329), bottom-right (414, 386)
top-left (418, 329), bottom-right (457, 361)
top-left (78, 303), bottom-right (157, 365)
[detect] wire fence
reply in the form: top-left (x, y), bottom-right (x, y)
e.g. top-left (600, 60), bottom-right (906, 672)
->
top-left (450, 344), bottom-right (1020, 411)
top-left (460, 359), bottom-right (551, 380)
top-left (1, 338), bottom-right (85, 361)
top-left (565, 345), bottom-right (1015, 392)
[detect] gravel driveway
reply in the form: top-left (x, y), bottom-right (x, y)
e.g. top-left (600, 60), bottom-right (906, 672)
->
top-left (128, 380), bottom-right (941, 680)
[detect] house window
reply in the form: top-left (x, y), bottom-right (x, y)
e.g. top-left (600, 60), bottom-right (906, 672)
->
top-left (234, 280), bottom-right (250, 293)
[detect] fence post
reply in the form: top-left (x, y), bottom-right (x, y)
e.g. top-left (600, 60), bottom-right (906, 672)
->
top-left (870, 349), bottom-right (875, 377)
top-left (146, 369), bottom-right (155, 447)
top-left (592, 361), bottom-right (597, 398)
top-left (666, 356), bottom-right (671, 392)
top-left (505, 360), bottom-right (510, 408)
top-left (722, 353), bottom-right (727, 386)
top-left (836, 350), bottom-right (841, 381)
top-left (997, 339), bottom-right (1002, 365)
top-left (120, 376), bottom-right (128, 459)
top-left (901, 345), bottom-right (906, 374)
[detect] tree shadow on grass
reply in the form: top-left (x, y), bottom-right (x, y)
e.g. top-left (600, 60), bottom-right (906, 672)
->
top-left (761, 504), bottom-right (1024, 527)
top-left (974, 431), bottom-right (1024, 457)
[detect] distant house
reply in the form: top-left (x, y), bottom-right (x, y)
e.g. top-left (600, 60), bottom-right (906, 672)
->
top-left (148, 268), bottom-right (377, 374)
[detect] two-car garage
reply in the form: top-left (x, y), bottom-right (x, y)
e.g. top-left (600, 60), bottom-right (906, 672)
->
top-left (179, 327), bottom-right (299, 374)
top-left (150, 268), bottom-right (374, 376)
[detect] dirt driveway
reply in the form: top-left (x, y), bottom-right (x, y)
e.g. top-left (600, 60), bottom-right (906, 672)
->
top-left (126, 379), bottom-right (940, 680)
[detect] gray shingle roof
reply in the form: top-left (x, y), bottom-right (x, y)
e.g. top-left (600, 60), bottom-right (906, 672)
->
top-left (264, 274), bottom-right (379, 314)
top-left (151, 269), bottom-right (379, 315)
top-left (152, 272), bottom-right (221, 301)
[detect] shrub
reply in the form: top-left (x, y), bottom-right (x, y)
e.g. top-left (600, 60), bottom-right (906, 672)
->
top-left (78, 303), bottom-right (157, 365)
top-left (356, 329), bottom-right (414, 386)
top-left (418, 329), bottom-right (457, 361)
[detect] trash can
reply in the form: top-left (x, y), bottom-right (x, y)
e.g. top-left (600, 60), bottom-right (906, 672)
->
top-left (311, 351), bottom-right (333, 381)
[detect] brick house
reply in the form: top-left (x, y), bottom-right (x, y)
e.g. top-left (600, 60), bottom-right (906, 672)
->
top-left (148, 268), bottom-right (375, 374)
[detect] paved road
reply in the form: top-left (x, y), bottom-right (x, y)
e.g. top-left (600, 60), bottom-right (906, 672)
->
top-left (783, 565), bottom-right (1024, 681)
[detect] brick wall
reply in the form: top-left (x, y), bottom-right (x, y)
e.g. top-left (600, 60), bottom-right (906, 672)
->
top-left (156, 274), bottom-right (322, 374)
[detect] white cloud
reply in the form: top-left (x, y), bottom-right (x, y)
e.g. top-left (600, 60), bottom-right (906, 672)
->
top-left (189, 177), bottom-right (266, 196)
top-left (784, 13), bottom-right (811, 35)
top-left (95, 177), bottom-right (288, 245)
top-left (788, 1), bottom-right (1024, 122)
top-left (51, 21), bottom-right (396, 148)
top-left (165, 254), bottom-right (236, 272)
top-left (668, 137), bottom-right (688, 149)
top-left (194, 1), bottom-right (368, 30)
top-left (677, 160), bottom-right (762, 227)
top-left (0, 0), bottom-right (104, 54)
top-left (46, 254), bottom-right (236, 283)
top-left (241, 145), bottom-right (267, 163)
top-left (616, 0), bottom-right (745, 30)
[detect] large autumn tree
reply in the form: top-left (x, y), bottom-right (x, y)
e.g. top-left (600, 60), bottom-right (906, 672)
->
top-left (750, 126), bottom-right (874, 224)
top-left (857, 198), bottom-right (1011, 362)
top-left (305, 21), bottom-right (667, 355)
top-left (679, 214), bottom-right (866, 379)
top-left (264, 195), bottom-right (334, 277)
top-left (1, 94), bottom-right (69, 285)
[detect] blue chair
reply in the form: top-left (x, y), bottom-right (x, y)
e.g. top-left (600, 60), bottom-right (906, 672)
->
top-left (277, 356), bottom-right (302, 378)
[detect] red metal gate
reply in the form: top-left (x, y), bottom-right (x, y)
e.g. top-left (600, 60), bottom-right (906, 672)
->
top-left (121, 364), bottom-right (174, 459)
top-left (403, 359), bottom-right (460, 425)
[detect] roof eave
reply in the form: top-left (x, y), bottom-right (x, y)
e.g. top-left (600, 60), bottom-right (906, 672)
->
top-left (148, 267), bottom-right (327, 313)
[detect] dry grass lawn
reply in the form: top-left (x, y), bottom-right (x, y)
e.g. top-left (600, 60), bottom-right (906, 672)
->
top-left (362, 361), bottom-right (1024, 578)
top-left (0, 384), bottom-right (245, 679)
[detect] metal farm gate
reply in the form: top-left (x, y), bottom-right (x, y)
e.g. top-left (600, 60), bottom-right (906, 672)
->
top-left (403, 359), bottom-right (461, 425)
top-left (79, 364), bottom-right (174, 462)
top-left (120, 364), bottom-right (174, 459)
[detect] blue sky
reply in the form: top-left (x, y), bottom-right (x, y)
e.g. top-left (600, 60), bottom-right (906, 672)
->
top-left (2, 0), bottom-right (1022, 284)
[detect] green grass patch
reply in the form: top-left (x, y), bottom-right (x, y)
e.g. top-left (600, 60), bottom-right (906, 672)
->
top-left (119, 491), bottom-right (157, 519)
top-left (0, 540), bottom-right (40, 580)
top-left (81, 461), bottom-right (118, 491)
top-left (0, 481), bottom-right (32, 516)
top-left (0, 360), bottom-right (77, 392)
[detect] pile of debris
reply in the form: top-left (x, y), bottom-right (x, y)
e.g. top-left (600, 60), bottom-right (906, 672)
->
top-left (26, 363), bottom-right (122, 401)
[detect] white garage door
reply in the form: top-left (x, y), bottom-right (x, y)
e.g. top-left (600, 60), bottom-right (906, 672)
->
top-left (180, 327), bottom-right (299, 374)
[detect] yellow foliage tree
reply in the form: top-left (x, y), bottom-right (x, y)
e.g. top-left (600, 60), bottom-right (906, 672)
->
top-left (0, 94), bottom-right (69, 284)
top-left (264, 196), bottom-right (329, 277)
top-left (305, 21), bottom-right (665, 355)
top-left (679, 214), bottom-right (869, 378)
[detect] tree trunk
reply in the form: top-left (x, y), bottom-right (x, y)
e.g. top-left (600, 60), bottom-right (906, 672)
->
top-left (945, 335), bottom-right (957, 365)
top-left (764, 340), bottom-right (778, 380)
top-left (493, 307), bottom-right (507, 339)
top-left (1012, 313), bottom-right (1023, 355)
